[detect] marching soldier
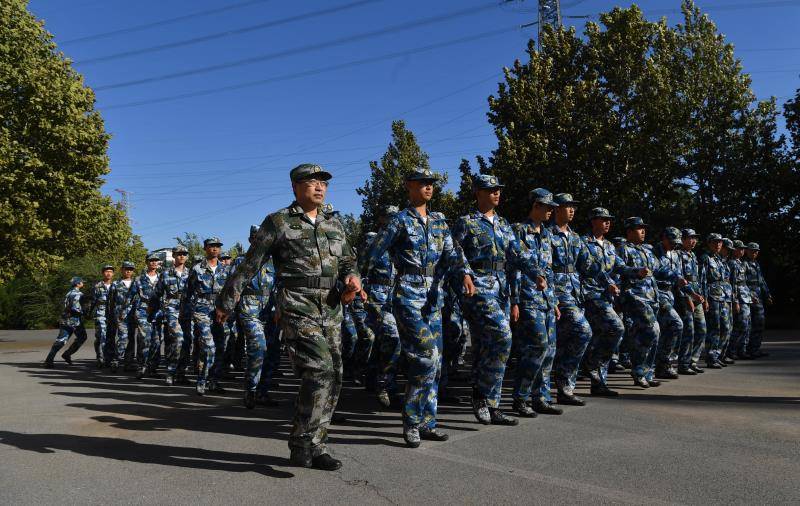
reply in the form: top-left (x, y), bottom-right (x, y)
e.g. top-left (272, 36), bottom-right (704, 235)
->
top-left (107, 261), bottom-right (136, 372)
top-left (132, 252), bottom-right (161, 379)
top-left (153, 245), bottom-right (192, 385)
top-left (699, 234), bottom-right (731, 369)
top-left (744, 242), bottom-right (772, 358)
top-left (89, 265), bottom-right (115, 368)
top-left (728, 240), bottom-right (752, 360)
top-left (44, 277), bottom-right (88, 368)
top-left (677, 229), bottom-right (707, 375)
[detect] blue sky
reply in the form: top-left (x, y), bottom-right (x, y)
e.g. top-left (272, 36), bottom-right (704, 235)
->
top-left (28, 0), bottom-right (800, 251)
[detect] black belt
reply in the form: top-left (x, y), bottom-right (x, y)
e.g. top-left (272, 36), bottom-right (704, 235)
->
top-left (656, 281), bottom-right (672, 290)
top-left (552, 265), bottom-right (575, 274)
top-left (280, 276), bottom-right (336, 289)
top-left (471, 260), bottom-right (506, 272)
top-left (368, 277), bottom-right (393, 286)
top-left (197, 293), bottom-right (219, 300)
top-left (398, 266), bottom-right (435, 277)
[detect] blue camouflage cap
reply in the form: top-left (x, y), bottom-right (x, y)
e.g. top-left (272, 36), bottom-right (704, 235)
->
top-left (681, 228), bottom-right (700, 238)
top-left (172, 245), bottom-right (188, 254)
top-left (101, 264), bottom-right (115, 272)
top-left (290, 163), bottom-right (332, 183)
top-left (71, 276), bottom-right (83, 286)
top-left (706, 233), bottom-right (723, 242)
top-left (203, 236), bottom-right (223, 248)
top-left (623, 217), bottom-right (648, 229)
top-left (405, 167), bottom-right (439, 182)
top-left (722, 238), bottom-right (734, 249)
top-left (472, 174), bottom-right (504, 190)
top-left (220, 252), bottom-right (232, 260)
top-left (662, 227), bottom-right (682, 241)
top-left (589, 207), bottom-right (614, 219)
top-left (121, 261), bottom-right (135, 270)
top-left (528, 188), bottom-right (555, 206)
top-left (733, 239), bottom-right (746, 249)
top-left (746, 242), bottom-right (760, 251)
top-left (146, 252), bottom-right (160, 261)
top-left (553, 193), bottom-right (579, 207)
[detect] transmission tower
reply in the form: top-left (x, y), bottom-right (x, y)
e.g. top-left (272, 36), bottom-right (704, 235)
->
top-left (538, 0), bottom-right (562, 45)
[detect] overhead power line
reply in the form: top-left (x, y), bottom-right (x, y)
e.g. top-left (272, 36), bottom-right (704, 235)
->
top-left (76, 0), bottom-right (383, 65)
top-left (62, 0), bottom-right (273, 45)
top-left (100, 28), bottom-right (512, 109)
top-left (94, 2), bottom-right (503, 91)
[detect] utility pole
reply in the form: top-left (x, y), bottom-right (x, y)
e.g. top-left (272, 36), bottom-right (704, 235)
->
top-left (114, 188), bottom-right (131, 212)
top-left (538, 0), bottom-right (562, 46)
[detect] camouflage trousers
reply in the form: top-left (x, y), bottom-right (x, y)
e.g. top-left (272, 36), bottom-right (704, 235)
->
top-left (93, 315), bottom-right (110, 363)
top-left (257, 329), bottom-right (282, 396)
top-left (46, 323), bottom-right (88, 363)
top-left (554, 305), bottom-right (593, 394)
top-left (135, 310), bottom-right (157, 369)
top-left (439, 299), bottom-right (467, 397)
top-left (111, 315), bottom-right (135, 365)
top-left (239, 296), bottom-right (267, 392)
top-left (729, 303), bottom-right (751, 358)
top-left (623, 297), bottom-right (661, 380)
top-left (746, 303), bottom-right (766, 355)
top-left (341, 302), bottom-right (374, 377)
top-left (656, 301), bottom-right (683, 370)
top-left (164, 311), bottom-right (192, 375)
top-left (584, 299), bottom-right (625, 386)
top-left (281, 315), bottom-right (342, 458)
top-left (512, 306), bottom-right (556, 402)
top-left (365, 301), bottom-right (401, 393)
top-left (677, 300), bottom-right (707, 367)
top-left (393, 283), bottom-right (443, 429)
top-left (705, 300), bottom-right (732, 364)
top-left (464, 291), bottom-right (512, 408)
top-left (193, 306), bottom-right (227, 385)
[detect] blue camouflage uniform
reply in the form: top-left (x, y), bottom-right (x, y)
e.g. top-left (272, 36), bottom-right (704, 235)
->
top-left (510, 214), bottom-right (557, 403)
top-left (152, 250), bottom-right (192, 380)
top-left (439, 273), bottom-right (469, 397)
top-left (744, 243), bottom-right (770, 355)
top-left (452, 185), bottom-right (521, 410)
top-left (728, 241), bottom-right (752, 358)
top-left (187, 239), bottom-right (230, 389)
top-left (548, 195), bottom-right (607, 395)
top-left (130, 257), bottom-right (160, 373)
top-left (366, 199), bottom-right (468, 430)
top-left (45, 279), bottom-right (88, 365)
top-left (652, 229), bottom-right (689, 374)
top-left (616, 218), bottom-right (680, 382)
top-left (677, 230), bottom-right (708, 368)
top-left (89, 269), bottom-right (113, 365)
top-left (107, 266), bottom-right (136, 368)
top-left (699, 234), bottom-right (732, 366)
top-left (581, 210), bottom-right (639, 387)
top-left (717, 240), bottom-right (736, 359)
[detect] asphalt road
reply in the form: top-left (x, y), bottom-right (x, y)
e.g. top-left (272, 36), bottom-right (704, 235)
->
top-left (1, 329), bottom-right (798, 505)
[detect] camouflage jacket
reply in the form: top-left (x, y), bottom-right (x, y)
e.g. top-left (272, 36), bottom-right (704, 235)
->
top-left (59, 287), bottom-right (84, 327)
top-left (362, 232), bottom-right (395, 306)
top-left (452, 211), bottom-right (521, 297)
top-left (548, 224), bottom-right (606, 306)
top-left (509, 219), bottom-right (556, 311)
top-left (365, 207), bottom-right (467, 308)
top-left (89, 281), bottom-right (112, 319)
top-left (130, 271), bottom-right (159, 317)
top-left (653, 243), bottom-right (692, 305)
top-left (188, 259), bottom-right (230, 313)
top-left (744, 259), bottom-right (770, 305)
top-left (699, 252), bottom-right (732, 302)
top-left (217, 202), bottom-right (357, 324)
top-left (616, 242), bottom-right (679, 304)
top-left (153, 265), bottom-right (191, 317)
top-left (678, 249), bottom-right (703, 300)
top-left (728, 258), bottom-right (751, 304)
top-left (582, 234), bottom-right (638, 302)
top-left (107, 279), bottom-right (134, 321)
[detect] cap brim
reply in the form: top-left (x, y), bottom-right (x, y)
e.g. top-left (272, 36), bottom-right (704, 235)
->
top-left (591, 215), bottom-right (614, 219)
top-left (295, 171), bottom-right (332, 182)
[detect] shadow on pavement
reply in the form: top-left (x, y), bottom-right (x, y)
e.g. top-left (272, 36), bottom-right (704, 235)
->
top-left (0, 430), bottom-right (294, 478)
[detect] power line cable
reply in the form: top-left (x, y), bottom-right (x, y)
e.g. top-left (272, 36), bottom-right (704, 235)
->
top-left (76, 0), bottom-right (383, 65)
top-left (94, 2), bottom-right (504, 91)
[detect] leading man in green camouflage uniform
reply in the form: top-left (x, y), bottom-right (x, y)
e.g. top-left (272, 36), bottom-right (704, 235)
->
top-left (216, 163), bottom-right (360, 471)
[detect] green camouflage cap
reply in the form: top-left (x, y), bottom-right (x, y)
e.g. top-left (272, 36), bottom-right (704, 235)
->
top-left (553, 193), bottom-right (579, 206)
top-left (172, 245), bottom-right (189, 254)
top-left (101, 264), bottom-right (115, 271)
top-left (681, 228), bottom-right (700, 238)
top-left (472, 174), bottom-right (504, 190)
top-left (707, 233), bottom-right (723, 242)
top-left (70, 276), bottom-right (83, 286)
top-left (203, 237), bottom-right (223, 247)
top-left (733, 239), bottom-right (746, 249)
top-left (623, 217), bottom-right (648, 229)
top-left (290, 163), bottom-right (332, 182)
top-left (722, 238), bottom-right (734, 249)
top-left (589, 207), bottom-right (614, 219)
top-left (405, 168), bottom-right (439, 182)
top-left (121, 261), bottom-right (135, 270)
top-left (746, 242), bottom-right (760, 251)
top-left (662, 227), bottom-right (682, 241)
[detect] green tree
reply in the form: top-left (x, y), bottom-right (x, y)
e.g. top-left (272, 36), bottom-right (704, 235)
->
top-left (356, 120), bottom-right (456, 231)
top-left (175, 233), bottom-right (205, 260)
top-left (0, 0), bottom-right (139, 282)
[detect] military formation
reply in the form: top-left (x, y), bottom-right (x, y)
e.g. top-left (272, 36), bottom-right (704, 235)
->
top-left (43, 164), bottom-right (774, 471)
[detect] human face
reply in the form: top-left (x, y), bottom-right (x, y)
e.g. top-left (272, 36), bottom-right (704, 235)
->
top-left (682, 237), bottom-right (697, 250)
top-left (205, 245), bottom-right (220, 259)
top-left (626, 226), bottom-right (646, 244)
top-left (591, 217), bottom-right (611, 237)
top-left (555, 205), bottom-right (575, 225)
top-left (406, 180), bottom-right (435, 205)
top-left (475, 188), bottom-right (501, 210)
top-left (733, 248), bottom-right (744, 259)
top-left (746, 249), bottom-right (759, 260)
top-left (121, 268), bottom-right (134, 280)
top-left (530, 202), bottom-right (553, 222)
top-left (147, 260), bottom-right (159, 271)
top-left (173, 252), bottom-right (187, 267)
top-left (708, 240), bottom-right (722, 254)
top-left (102, 269), bottom-right (114, 282)
top-left (293, 178), bottom-right (328, 207)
